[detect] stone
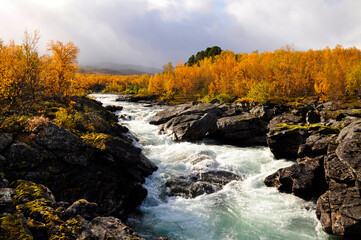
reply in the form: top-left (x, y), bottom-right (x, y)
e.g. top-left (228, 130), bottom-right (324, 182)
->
top-left (166, 171), bottom-right (241, 198)
top-left (215, 113), bottom-right (268, 145)
top-left (105, 105), bottom-right (123, 112)
top-left (63, 199), bottom-right (98, 221)
top-left (264, 156), bottom-right (327, 199)
top-left (90, 216), bottom-right (146, 240)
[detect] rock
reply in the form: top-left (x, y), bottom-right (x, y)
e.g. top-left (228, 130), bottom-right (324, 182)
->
top-left (298, 134), bottom-right (335, 158)
top-left (160, 107), bottom-right (222, 141)
top-left (166, 171), bottom-right (241, 198)
top-left (60, 215), bottom-right (98, 240)
top-left (335, 120), bottom-right (361, 180)
top-left (0, 213), bottom-right (33, 240)
top-left (264, 156), bottom-right (326, 199)
top-left (306, 110), bottom-right (321, 123)
top-left (0, 188), bottom-right (15, 213)
top-left (315, 119), bottom-right (361, 237)
top-left (1, 99), bottom-right (157, 216)
top-left (29, 122), bottom-right (93, 166)
top-left (63, 199), bottom-right (98, 221)
top-left (0, 133), bottom-right (12, 152)
top-left (250, 105), bottom-right (275, 121)
top-left (89, 216), bottom-right (146, 240)
top-left (150, 104), bottom-right (191, 125)
top-left (317, 187), bottom-right (361, 237)
top-left (215, 113), bottom-right (268, 145)
top-left (105, 105), bottom-right (123, 112)
top-left (267, 113), bottom-right (308, 159)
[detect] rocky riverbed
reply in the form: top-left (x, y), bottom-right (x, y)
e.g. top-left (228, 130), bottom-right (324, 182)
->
top-left (149, 99), bottom-right (361, 238)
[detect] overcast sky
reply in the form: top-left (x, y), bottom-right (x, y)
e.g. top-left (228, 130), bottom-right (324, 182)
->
top-left (1, 0), bottom-right (360, 68)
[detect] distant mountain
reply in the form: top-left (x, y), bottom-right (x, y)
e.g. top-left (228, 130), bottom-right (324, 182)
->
top-left (79, 62), bottom-right (162, 75)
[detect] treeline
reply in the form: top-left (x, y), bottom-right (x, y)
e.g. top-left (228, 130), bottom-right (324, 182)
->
top-left (0, 31), bottom-right (79, 117)
top-left (147, 45), bottom-right (361, 102)
top-left (76, 45), bottom-right (361, 103)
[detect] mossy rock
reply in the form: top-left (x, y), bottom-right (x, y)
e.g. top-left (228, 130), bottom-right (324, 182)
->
top-left (274, 123), bottom-right (341, 135)
top-left (0, 213), bottom-right (33, 240)
top-left (12, 180), bottom-right (55, 206)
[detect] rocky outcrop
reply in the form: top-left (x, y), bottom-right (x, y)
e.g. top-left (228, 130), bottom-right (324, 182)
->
top-left (152, 102), bottom-right (278, 145)
top-left (315, 120), bottom-right (361, 237)
top-left (0, 180), bottom-right (166, 240)
top-left (0, 97), bottom-right (157, 217)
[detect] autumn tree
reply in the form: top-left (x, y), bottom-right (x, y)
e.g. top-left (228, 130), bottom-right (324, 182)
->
top-left (42, 41), bottom-right (79, 100)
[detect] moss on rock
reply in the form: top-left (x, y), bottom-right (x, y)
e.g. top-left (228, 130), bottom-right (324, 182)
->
top-left (0, 213), bottom-right (33, 240)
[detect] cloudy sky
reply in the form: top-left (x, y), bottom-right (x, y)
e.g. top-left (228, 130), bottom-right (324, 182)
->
top-left (1, 0), bottom-right (360, 68)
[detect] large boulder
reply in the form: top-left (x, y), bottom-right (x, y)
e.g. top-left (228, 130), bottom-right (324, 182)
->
top-left (166, 171), bottom-right (241, 198)
top-left (264, 156), bottom-right (327, 199)
top-left (159, 105), bottom-right (222, 141)
top-left (215, 113), bottom-right (268, 145)
top-left (267, 113), bottom-right (308, 159)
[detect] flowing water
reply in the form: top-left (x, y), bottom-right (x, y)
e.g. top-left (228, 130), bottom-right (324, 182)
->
top-left (92, 94), bottom-right (338, 240)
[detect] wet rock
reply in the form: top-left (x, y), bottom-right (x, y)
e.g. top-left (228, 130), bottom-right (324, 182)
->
top-left (264, 156), bottom-right (326, 199)
top-left (215, 113), bottom-right (268, 145)
top-left (160, 107), bottom-right (222, 141)
top-left (105, 105), bottom-right (123, 112)
top-left (89, 216), bottom-right (146, 240)
top-left (166, 171), bottom-right (241, 198)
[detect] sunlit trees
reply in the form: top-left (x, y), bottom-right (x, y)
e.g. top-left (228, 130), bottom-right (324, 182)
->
top-left (42, 41), bottom-right (79, 100)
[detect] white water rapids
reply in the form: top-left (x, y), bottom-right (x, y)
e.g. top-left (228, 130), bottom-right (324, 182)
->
top-left (92, 94), bottom-right (339, 240)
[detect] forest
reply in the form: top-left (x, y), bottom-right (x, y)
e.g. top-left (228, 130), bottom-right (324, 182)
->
top-left (75, 45), bottom-right (361, 104)
top-left (1, 32), bottom-right (361, 124)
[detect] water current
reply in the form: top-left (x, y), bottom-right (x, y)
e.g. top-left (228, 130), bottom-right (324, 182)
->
top-left (92, 94), bottom-right (338, 240)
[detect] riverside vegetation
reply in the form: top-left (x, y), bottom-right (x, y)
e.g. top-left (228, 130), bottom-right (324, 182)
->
top-left (1, 31), bottom-right (361, 239)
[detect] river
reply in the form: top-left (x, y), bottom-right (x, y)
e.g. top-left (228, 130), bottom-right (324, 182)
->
top-left (92, 94), bottom-right (338, 240)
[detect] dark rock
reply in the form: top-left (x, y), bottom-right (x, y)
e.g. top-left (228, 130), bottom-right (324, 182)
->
top-left (267, 113), bottom-right (308, 159)
top-left (150, 104), bottom-right (191, 125)
top-left (89, 216), bottom-right (146, 240)
top-left (315, 120), bottom-right (361, 237)
top-left (215, 113), bottom-right (268, 145)
top-left (298, 134), bottom-right (335, 158)
top-left (0, 133), bottom-right (12, 152)
top-left (63, 199), bottom-right (98, 221)
top-left (27, 122), bottom-right (93, 166)
top-left (209, 99), bottom-right (220, 104)
top-left (166, 171), bottom-right (241, 198)
top-left (317, 187), bottom-right (361, 237)
top-left (306, 110), bottom-right (321, 124)
top-left (264, 156), bottom-right (326, 199)
top-left (0, 213), bottom-right (33, 239)
top-left (0, 175), bottom-right (9, 188)
top-left (105, 105), bottom-right (123, 112)
top-left (250, 105), bottom-right (275, 121)
top-left (160, 107), bottom-right (222, 141)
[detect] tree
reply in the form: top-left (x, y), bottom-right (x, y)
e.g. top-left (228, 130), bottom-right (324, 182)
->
top-left (44, 41), bottom-right (79, 100)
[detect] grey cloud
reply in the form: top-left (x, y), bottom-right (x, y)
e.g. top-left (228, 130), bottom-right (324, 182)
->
top-left (0, 0), bottom-right (360, 68)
